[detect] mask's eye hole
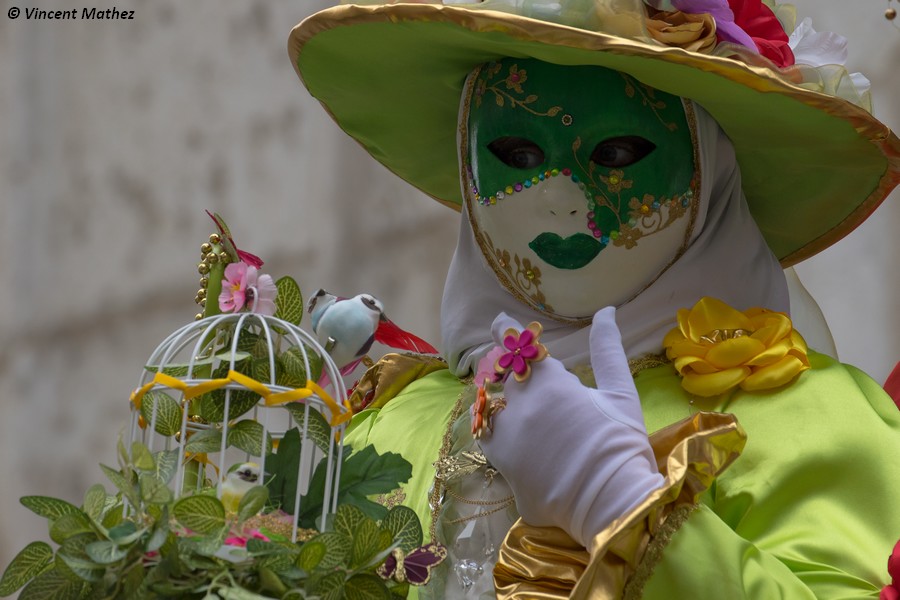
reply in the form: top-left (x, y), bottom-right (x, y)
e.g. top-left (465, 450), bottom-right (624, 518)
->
top-left (487, 137), bottom-right (545, 170)
top-left (590, 136), bottom-right (656, 168)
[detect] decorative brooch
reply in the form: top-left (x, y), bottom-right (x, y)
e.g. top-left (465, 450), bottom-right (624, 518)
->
top-left (662, 297), bottom-right (810, 397)
top-left (471, 322), bottom-right (548, 438)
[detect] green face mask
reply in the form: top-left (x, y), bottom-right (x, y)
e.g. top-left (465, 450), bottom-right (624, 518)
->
top-left (462, 58), bottom-right (700, 320)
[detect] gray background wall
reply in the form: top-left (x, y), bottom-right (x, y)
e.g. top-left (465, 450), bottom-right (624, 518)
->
top-left (1, 0), bottom-right (897, 575)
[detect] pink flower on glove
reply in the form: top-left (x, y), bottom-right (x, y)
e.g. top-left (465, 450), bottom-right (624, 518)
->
top-left (496, 322), bottom-right (548, 382)
top-left (475, 345), bottom-right (506, 387)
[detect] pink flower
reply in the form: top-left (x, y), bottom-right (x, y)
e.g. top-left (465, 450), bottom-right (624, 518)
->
top-left (224, 529), bottom-right (270, 548)
top-left (219, 262), bottom-right (278, 315)
top-left (496, 322), bottom-right (548, 382)
top-left (475, 346), bottom-right (506, 387)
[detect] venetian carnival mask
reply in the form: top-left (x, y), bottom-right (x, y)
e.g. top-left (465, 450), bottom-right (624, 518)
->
top-left (462, 58), bottom-right (700, 321)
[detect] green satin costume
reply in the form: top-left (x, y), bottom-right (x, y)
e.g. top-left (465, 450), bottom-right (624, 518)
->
top-left (345, 350), bottom-right (900, 597)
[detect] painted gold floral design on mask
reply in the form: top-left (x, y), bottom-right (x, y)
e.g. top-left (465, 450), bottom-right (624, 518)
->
top-left (474, 62), bottom-right (563, 117)
top-left (482, 232), bottom-right (554, 314)
top-left (622, 74), bottom-right (679, 132)
top-left (571, 130), bottom-right (696, 250)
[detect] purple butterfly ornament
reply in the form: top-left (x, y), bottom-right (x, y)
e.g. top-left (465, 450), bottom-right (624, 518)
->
top-left (376, 543), bottom-right (448, 585)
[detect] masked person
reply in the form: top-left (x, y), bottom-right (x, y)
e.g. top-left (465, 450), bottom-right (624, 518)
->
top-left (289, 1), bottom-right (900, 597)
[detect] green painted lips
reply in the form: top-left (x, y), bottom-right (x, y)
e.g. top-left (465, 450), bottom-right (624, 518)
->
top-left (529, 232), bottom-right (603, 269)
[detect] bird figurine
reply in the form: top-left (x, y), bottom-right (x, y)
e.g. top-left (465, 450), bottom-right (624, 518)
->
top-left (220, 462), bottom-right (260, 513)
top-left (307, 289), bottom-right (439, 376)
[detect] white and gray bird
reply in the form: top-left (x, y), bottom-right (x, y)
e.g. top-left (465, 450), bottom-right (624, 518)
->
top-left (220, 462), bottom-right (260, 514)
top-left (307, 289), bottom-right (439, 375)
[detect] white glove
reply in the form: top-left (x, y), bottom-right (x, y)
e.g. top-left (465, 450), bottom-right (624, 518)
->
top-left (477, 307), bottom-right (664, 547)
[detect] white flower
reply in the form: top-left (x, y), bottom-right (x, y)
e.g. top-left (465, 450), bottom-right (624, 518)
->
top-left (788, 17), bottom-right (847, 66)
top-left (788, 17), bottom-right (870, 98)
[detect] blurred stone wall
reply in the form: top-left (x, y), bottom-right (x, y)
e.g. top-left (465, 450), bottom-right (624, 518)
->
top-left (0, 0), bottom-right (897, 576)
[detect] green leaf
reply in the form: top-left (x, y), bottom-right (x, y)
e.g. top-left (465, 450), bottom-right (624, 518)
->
top-left (145, 515), bottom-right (169, 553)
top-left (236, 331), bottom-right (272, 359)
top-left (100, 503), bottom-right (124, 531)
top-left (183, 428), bottom-right (223, 454)
top-left (349, 518), bottom-right (387, 570)
top-left (151, 449), bottom-right (180, 485)
top-left (237, 485), bottom-right (268, 522)
top-left (296, 540), bottom-right (326, 572)
top-left (247, 540), bottom-right (299, 561)
top-left (313, 570), bottom-right (347, 600)
top-left (256, 552), bottom-right (296, 573)
top-left (143, 358), bottom-right (213, 378)
top-left (274, 276), bottom-right (304, 326)
top-left (122, 564), bottom-right (145, 599)
top-left (107, 521), bottom-right (141, 545)
top-left (84, 540), bottom-right (129, 565)
top-left (215, 349), bottom-right (252, 365)
top-left (82, 485), bottom-right (107, 522)
top-left (285, 346), bottom-right (324, 386)
top-left (299, 446), bottom-right (412, 527)
top-left (57, 534), bottom-right (104, 582)
top-left (189, 524), bottom-right (229, 557)
top-left (310, 532), bottom-right (351, 571)
top-left (49, 512), bottom-right (94, 545)
top-left (197, 388), bottom-right (259, 423)
top-left (130, 442), bottom-right (155, 471)
top-left (140, 391), bottom-right (182, 437)
top-left (173, 495), bottom-right (226, 535)
top-left (284, 404), bottom-right (333, 454)
top-left (344, 574), bottom-right (392, 600)
top-left (0, 541), bottom-right (53, 595)
top-left (334, 504), bottom-right (368, 539)
top-left (99, 464), bottom-right (140, 509)
top-left (18, 567), bottom-right (88, 600)
top-left (259, 566), bottom-right (288, 596)
top-left (263, 427), bottom-right (302, 513)
top-left (381, 505), bottom-right (422, 553)
top-left (227, 419), bottom-right (272, 456)
top-left (218, 586), bottom-right (277, 600)
top-left (139, 473), bottom-right (173, 504)
top-left (117, 436), bottom-right (129, 470)
top-left (276, 347), bottom-right (308, 388)
top-left (19, 496), bottom-right (81, 522)
top-left (251, 357), bottom-right (273, 385)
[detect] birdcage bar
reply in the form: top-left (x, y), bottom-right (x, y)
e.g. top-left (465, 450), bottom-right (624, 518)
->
top-left (131, 312), bottom-right (349, 538)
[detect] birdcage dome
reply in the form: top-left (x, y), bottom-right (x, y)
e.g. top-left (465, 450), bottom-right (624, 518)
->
top-left (129, 311), bottom-right (349, 539)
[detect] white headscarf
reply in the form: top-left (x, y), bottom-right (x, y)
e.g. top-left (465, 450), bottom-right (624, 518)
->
top-left (441, 104), bottom-right (790, 376)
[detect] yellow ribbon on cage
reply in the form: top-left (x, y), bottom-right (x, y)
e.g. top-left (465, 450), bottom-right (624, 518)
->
top-left (130, 370), bottom-right (352, 427)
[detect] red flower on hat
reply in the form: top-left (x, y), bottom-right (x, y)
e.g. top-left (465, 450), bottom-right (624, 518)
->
top-left (725, 0), bottom-right (794, 67)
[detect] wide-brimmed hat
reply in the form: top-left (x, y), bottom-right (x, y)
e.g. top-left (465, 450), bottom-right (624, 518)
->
top-left (289, 0), bottom-right (900, 266)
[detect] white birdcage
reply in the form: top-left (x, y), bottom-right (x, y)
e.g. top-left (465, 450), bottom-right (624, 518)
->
top-left (129, 311), bottom-right (349, 540)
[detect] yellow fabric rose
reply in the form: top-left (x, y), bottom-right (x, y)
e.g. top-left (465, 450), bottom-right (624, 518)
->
top-left (663, 297), bottom-right (810, 397)
top-left (645, 9), bottom-right (717, 54)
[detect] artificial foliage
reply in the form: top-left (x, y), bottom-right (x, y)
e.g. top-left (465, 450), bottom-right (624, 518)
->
top-left (0, 214), bottom-right (438, 599)
top-left (0, 433), bottom-right (419, 599)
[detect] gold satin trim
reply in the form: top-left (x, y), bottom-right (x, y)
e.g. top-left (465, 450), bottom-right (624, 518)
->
top-left (494, 411), bottom-right (746, 599)
top-left (346, 352), bottom-right (448, 412)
